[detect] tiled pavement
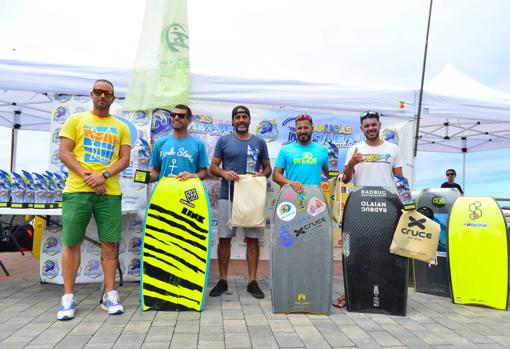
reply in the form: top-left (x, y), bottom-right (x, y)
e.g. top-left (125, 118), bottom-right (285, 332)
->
top-left (1, 255), bottom-right (510, 348)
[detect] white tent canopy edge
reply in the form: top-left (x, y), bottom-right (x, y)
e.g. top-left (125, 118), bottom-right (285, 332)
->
top-left (0, 59), bottom-right (418, 183)
top-left (4, 59), bottom-right (510, 190)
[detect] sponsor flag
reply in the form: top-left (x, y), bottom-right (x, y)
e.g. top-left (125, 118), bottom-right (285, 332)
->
top-left (124, 0), bottom-right (189, 111)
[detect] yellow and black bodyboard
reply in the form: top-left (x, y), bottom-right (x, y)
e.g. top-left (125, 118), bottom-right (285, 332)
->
top-left (448, 196), bottom-right (508, 310)
top-left (140, 177), bottom-right (212, 311)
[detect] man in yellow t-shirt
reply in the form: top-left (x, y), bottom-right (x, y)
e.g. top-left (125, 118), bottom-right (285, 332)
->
top-left (57, 79), bottom-right (131, 321)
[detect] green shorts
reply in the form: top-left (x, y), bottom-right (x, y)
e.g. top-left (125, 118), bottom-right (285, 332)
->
top-left (62, 192), bottom-right (122, 247)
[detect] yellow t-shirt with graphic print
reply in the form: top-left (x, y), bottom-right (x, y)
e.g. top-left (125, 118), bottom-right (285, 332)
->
top-left (59, 112), bottom-right (130, 195)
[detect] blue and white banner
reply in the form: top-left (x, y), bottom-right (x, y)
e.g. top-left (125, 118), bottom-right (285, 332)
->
top-left (146, 101), bottom-right (414, 260)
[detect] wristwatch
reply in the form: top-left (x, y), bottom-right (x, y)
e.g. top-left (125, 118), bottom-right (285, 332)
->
top-left (102, 170), bottom-right (111, 179)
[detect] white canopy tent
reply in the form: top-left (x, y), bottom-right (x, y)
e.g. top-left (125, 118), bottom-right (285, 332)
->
top-left (417, 65), bottom-right (510, 188)
top-left (0, 58), bottom-right (416, 170)
top-left (2, 59), bottom-right (510, 191)
top-left (0, 59), bottom-right (416, 129)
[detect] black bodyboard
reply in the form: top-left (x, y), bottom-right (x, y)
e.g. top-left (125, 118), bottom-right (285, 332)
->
top-left (414, 188), bottom-right (460, 297)
top-left (342, 186), bottom-right (408, 316)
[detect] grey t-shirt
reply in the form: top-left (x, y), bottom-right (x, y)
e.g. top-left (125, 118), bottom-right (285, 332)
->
top-left (213, 133), bottom-right (270, 200)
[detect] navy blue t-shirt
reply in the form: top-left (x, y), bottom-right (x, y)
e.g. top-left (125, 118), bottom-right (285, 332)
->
top-left (213, 133), bottom-right (270, 200)
top-left (440, 181), bottom-right (464, 194)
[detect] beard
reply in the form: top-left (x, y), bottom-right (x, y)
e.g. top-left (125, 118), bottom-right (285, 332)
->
top-left (93, 100), bottom-right (110, 111)
top-left (171, 120), bottom-right (187, 131)
top-left (364, 130), bottom-right (380, 140)
top-left (298, 133), bottom-right (311, 143)
top-left (235, 124), bottom-right (249, 133)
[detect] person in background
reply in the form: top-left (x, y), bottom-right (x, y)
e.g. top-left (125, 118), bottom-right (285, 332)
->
top-left (440, 168), bottom-right (463, 194)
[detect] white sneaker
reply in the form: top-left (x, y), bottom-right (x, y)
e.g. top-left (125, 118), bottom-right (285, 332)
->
top-left (101, 290), bottom-right (124, 315)
top-left (57, 294), bottom-right (76, 321)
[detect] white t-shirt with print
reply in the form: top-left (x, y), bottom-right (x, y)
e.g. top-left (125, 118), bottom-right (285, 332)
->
top-left (344, 141), bottom-right (402, 189)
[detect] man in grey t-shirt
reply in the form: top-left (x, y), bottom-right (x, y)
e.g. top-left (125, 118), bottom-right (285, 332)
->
top-left (209, 106), bottom-right (272, 299)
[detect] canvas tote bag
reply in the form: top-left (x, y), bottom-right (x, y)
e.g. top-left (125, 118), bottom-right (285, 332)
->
top-left (390, 209), bottom-right (441, 264)
top-left (230, 175), bottom-right (267, 228)
top-left (329, 176), bottom-right (341, 223)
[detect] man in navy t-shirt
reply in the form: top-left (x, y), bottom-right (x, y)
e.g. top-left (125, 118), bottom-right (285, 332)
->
top-left (209, 106), bottom-right (272, 299)
top-left (441, 168), bottom-right (464, 194)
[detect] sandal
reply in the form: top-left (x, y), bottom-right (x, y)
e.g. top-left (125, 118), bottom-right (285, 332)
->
top-left (332, 295), bottom-right (346, 308)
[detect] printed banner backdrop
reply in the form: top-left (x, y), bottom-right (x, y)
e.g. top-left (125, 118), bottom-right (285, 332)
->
top-left (40, 213), bottom-right (144, 284)
top-left (42, 94), bottom-right (151, 283)
top-left (49, 94), bottom-right (151, 211)
top-left (41, 98), bottom-right (414, 284)
top-left (148, 101), bottom-right (415, 260)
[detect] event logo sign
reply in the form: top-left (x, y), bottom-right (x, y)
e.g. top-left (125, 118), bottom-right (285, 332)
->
top-left (53, 106), bottom-right (68, 124)
top-left (255, 120), bottom-right (279, 142)
top-left (43, 237), bottom-right (62, 256)
top-left (132, 111), bottom-right (150, 126)
top-left (129, 237), bottom-right (142, 255)
top-left (128, 258), bottom-right (141, 277)
top-left (382, 128), bottom-right (400, 145)
top-left (277, 202), bottom-right (297, 222)
top-left (163, 23), bottom-right (189, 52)
top-left (151, 108), bottom-right (173, 139)
top-left (42, 260), bottom-right (59, 279)
top-left (84, 260), bottom-right (103, 279)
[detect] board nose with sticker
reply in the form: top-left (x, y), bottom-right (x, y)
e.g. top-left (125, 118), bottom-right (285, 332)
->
top-left (271, 184), bottom-right (333, 314)
top-left (448, 196), bottom-right (509, 310)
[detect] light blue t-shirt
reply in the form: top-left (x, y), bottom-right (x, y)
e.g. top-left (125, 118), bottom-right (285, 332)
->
top-left (150, 135), bottom-right (209, 178)
top-left (275, 142), bottom-right (329, 185)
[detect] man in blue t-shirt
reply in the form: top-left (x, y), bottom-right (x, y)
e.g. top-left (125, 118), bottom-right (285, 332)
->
top-left (149, 104), bottom-right (209, 181)
top-left (273, 114), bottom-right (329, 192)
top-left (209, 106), bottom-right (272, 299)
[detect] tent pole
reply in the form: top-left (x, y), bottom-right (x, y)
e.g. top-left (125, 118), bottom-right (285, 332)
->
top-left (413, 0), bottom-right (434, 157)
top-left (462, 152), bottom-right (466, 193)
top-left (461, 136), bottom-right (467, 193)
top-left (10, 128), bottom-right (15, 172)
top-left (10, 110), bottom-right (21, 172)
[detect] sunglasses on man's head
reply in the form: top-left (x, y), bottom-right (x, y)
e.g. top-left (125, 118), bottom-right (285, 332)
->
top-left (295, 114), bottom-right (312, 122)
top-left (447, 172), bottom-right (455, 176)
top-left (92, 89), bottom-right (114, 98)
top-left (171, 112), bottom-right (188, 119)
top-left (360, 111), bottom-right (380, 121)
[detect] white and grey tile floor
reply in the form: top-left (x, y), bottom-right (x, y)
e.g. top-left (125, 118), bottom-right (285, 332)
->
top-left (1, 277), bottom-right (509, 349)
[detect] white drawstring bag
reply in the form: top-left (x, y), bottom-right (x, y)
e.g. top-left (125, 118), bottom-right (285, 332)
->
top-left (229, 175), bottom-right (267, 228)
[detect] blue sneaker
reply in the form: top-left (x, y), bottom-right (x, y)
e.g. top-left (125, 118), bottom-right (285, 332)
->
top-left (101, 290), bottom-right (124, 315)
top-left (57, 294), bottom-right (76, 321)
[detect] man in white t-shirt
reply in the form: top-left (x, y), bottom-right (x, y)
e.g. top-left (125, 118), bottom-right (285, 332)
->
top-left (333, 110), bottom-right (403, 308)
top-left (342, 111), bottom-right (403, 188)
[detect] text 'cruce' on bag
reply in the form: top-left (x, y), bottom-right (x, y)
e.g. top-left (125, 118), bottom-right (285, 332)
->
top-left (390, 209), bottom-right (440, 264)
